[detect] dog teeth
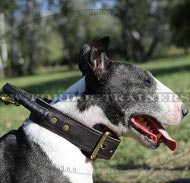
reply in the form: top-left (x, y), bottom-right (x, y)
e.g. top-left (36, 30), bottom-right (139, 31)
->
top-left (139, 118), bottom-right (153, 132)
top-left (157, 133), bottom-right (162, 139)
top-left (139, 116), bottom-right (144, 121)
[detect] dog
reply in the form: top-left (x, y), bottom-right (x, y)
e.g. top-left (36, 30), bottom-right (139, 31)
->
top-left (0, 37), bottom-right (188, 183)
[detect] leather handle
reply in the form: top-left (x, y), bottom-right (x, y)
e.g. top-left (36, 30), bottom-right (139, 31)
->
top-left (2, 83), bottom-right (49, 120)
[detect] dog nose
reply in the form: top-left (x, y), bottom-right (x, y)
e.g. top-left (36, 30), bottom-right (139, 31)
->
top-left (182, 104), bottom-right (188, 117)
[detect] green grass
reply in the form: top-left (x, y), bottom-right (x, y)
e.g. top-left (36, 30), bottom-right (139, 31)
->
top-left (0, 55), bottom-right (190, 183)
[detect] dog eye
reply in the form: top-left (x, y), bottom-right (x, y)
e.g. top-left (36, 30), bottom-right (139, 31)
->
top-left (143, 71), bottom-right (152, 87)
top-left (144, 78), bottom-right (151, 85)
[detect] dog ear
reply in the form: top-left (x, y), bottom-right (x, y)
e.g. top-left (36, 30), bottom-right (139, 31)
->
top-left (78, 44), bottom-right (91, 76)
top-left (89, 36), bottom-right (110, 76)
top-left (78, 36), bottom-right (110, 76)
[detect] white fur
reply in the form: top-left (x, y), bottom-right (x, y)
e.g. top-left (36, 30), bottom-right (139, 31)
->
top-left (23, 120), bottom-right (93, 183)
top-left (155, 78), bottom-right (182, 125)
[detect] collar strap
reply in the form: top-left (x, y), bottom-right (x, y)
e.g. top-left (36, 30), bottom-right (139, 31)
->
top-left (2, 83), bottom-right (120, 160)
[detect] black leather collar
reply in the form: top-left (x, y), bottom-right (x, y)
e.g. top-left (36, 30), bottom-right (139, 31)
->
top-left (2, 83), bottom-right (120, 160)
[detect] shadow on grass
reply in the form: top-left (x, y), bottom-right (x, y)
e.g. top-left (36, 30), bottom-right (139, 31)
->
top-left (21, 75), bottom-right (81, 94)
top-left (150, 53), bottom-right (189, 61)
top-left (167, 179), bottom-right (190, 183)
top-left (94, 180), bottom-right (113, 183)
top-left (35, 67), bottom-right (78, 76)
top-left (92, 164), bottom-right (190, 182)
top-left (112, 163), bottom-right (190, 172)
top-left (148, 64), bottom-right (190, 76)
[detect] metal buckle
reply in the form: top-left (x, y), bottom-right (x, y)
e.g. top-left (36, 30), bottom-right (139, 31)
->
top-left (90, 131), bottom-right (111, 160)
top-left (0, 96), bottom-right (20, 106)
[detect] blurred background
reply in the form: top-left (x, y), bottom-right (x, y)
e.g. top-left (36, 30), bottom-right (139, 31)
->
top-left (0, 0), bottom-right (190, 182)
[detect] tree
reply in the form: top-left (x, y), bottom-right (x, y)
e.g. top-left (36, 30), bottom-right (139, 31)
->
top-left (57, 0), bottom-right (92, 68)
top-left (170, 0), bottom-right (190, 52)
top-left (20, 0), bottom-right (44, 74)
top-left (95, 0), bottom-right (165, 62)
top-left (0, 0), bottom-right (42, 76)
top-left (114, 0), bottom-right (163, 62)
top-left (0, 0), bottom-right (24, 76)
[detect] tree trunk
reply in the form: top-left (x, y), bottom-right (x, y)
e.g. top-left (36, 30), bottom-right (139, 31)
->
top-left (35, 15), bottom-right (47, 56)
top-left (27, 1), bottom-right (35, 75)
top-left (131, 30), bottom-right (144, 62)
top-left (10, 11), bottom-right (20, 76)
top-left (62, 19), bottom-right (73, 69)
top-left (143, 1), bottom-right (160, 62)
top-left (120, 7), bottom-right (130, 60)
top-left (143, 18), bottom-right (160, 61)
top-left (121, 24), bottom-right (130, 60)
top-left (0, 13), bottom-right (7, 77)
top-left (63, 35), bottom-right (73, 69)
top-left (0, 56), bottom-right (3, 77)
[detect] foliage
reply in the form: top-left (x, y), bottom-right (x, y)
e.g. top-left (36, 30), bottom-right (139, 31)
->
top-left (171, 0), bottom-right (190, 50)
top-left (0, 0), bottom-right (189, 77)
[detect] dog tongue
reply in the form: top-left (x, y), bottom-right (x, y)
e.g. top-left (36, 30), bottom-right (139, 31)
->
top-left (146, 116), bottom-right (176, 151)
top-left (158, 128), bottom-right (176, 151)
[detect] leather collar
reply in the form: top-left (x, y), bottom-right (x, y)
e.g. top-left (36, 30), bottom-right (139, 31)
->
top-left (2, 83), bottom-right (120, 160)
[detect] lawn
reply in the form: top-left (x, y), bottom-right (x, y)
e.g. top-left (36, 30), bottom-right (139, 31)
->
top-left (0, 55), bottom-right (190, 183)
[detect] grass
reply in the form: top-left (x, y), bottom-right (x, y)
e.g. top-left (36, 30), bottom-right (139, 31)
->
top-left (0, 55), bottom-right (190, 183)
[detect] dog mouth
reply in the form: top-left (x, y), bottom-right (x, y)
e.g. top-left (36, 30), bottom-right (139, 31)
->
top-left (130, 115), bottom-right (176, 151)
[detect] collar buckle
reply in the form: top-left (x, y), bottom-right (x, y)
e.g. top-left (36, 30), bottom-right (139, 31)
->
top-left (0, 96), bottom-right (20, 106)
top-left (90, 131), bottom-right (111, 160)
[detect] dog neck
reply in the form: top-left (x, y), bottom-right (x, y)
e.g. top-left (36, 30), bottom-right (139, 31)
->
top-left (23, 77), bottom-right (126, 183)
top-left (24, 99), bottom-right (118, 183)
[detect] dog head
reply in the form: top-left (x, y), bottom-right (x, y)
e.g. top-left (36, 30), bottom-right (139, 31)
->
top-left (76, 37), bottom-right (188, 151)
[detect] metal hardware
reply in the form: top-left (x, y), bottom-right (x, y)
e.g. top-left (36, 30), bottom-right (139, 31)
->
top-left (90, 131), bottom-right (111, 160)
top-left (63, 124), bottom-right (70, 131)
top-left (50, 117), bottom-right (57, 124)
top-left (0, 96), bottom-right (20, 106)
